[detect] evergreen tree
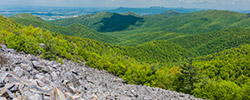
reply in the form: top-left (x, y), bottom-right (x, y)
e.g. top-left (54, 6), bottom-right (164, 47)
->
top-left (41, 40), bottom-right (58, 61)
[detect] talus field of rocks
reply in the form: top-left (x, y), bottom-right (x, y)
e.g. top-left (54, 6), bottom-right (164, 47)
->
top-left (0, 44), bottom-right (204, 100)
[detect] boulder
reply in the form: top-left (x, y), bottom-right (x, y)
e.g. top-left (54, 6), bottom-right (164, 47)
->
top-left (34, 73), bottom-right (45, 80)
top-left (0, 46), bottom-right (205, 100)
top-left (6, 49), bottom-right (16, 54)
top-left (0, 72), bottom-right (8, 84)
top-left (0, 88), bottom-right (7, 96)
top-left (0, 97), bottom-right (7, 100)
top-left (19, 63), bottom-right (33, 72)
top-left (4, 82), bottom-right (19, 92)
top-left (54, 88), bottom-right (66, 100)
top-left (13, 67), bottom-right (24, 77)
top-left (32, 61), bottom-right (49, 73)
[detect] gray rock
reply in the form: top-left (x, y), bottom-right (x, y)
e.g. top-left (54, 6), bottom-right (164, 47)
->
top-left (6, 89), bottom-right (16, 98)
top-left (13, 67), bottom-right (24, 77)
top-left (0, 47), bottom-right (205, 100)
top-left (0, 45), bottom-right (7, 50)
top-left (0, 88), bottom-right (16, 99)
top-left (0, 88), bottom-right (7, 96)
top-left (36, 80), bottom-right (45, 87)
top-left (0, 72), bottom-right (8, 83)
top-left (116, 95), bottom-right (132, 100)
top-left (75, 97), bottom-right (87, 100)
top-left (39, 43), bottom-right (45, 47)
top-left (32, 61), bottom-right (49, 73)
top-left (19, 63), bottom-right (33, 72)
top-left (34, 73), bottom-right (45, 79)
top-left (23, 91), bottom-right (41, 100)
top-left (4, 83), bottom-right (18, 91)
top-left (51, 71), bottom-right (58, 80)
top-left (1, 45), bottom-right (16, 54)
top-left (54, 88), bottom-right (66, 100)
top-left (0, 97), bottom-right (7, 100)
top-left (52, 63), bottom-right (62, 69)
top-left (6, 49), bottom-right (16, 54)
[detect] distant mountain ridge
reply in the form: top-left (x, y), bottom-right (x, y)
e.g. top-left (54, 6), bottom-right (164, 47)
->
top-left (106, 10), bottom-right (250, 46)
top-left (51, 12), bottom-right (144, 32)
top-left (2, 8), bottom-right (250, 99)
top-left (106, 6), bottom-right (203, 15)
top-left (9, 13), bottom-right (118, 43)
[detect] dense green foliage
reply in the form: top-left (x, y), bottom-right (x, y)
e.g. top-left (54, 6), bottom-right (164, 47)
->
top-left (180, 44), bottom-right (250, 99)
top-left (144, 44), bottom-right (250, 100)
top-left (171, 28), bottom-right (250, 55)
top-left (160, 10), bottom-right (182, 16)
top-left (0, 15), bottom-right (164, 85)
top-left (96, 13), bottom-right (143, 32)
top-left (0, 15), bottom-right (22, 31)
top-left (124, 40), bottom-right (194, 64)
top-left (154, 10), bottom-right (250, 34)
top-left (9, 13), bottom-right (117, 43)
top-left (113, 31), bottom-right (188, 46)
top-left (51, 12), bottom-right (114, 28)
top-left (51, 12), bottom-right (144, 32)
top-left (106, 10), bottom-right (250, 46)
top-left (2, 9), bottom-right (250, 100)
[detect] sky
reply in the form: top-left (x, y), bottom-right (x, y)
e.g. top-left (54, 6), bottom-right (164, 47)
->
top-left (1, 0), bottom-right (250, 10)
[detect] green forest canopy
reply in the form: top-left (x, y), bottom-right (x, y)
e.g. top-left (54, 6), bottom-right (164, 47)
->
top-left (2, 9), bottom-right (250, 100)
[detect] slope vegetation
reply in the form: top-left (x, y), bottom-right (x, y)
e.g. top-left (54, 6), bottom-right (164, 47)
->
top-left (2, 9), bottom-right (250, 100)
top-left (124, 40), bottom-right (194, 64)
top-left (51, 12), bottom-right (144, 32)
top-left (176, 44), bottom-right (250, 100)
top-left (154, 10), bottom-right (250, 34)
top-left (106, 10), bottom-right (250, 46)
top-left (9, 13), bottom-right (117, 43)
top-left (0, 46), bottom-right (201, 100)
top-left (171, 28), bottom-right (250, 55)
top-left (0, 15), bottom-right (22, 31)
top-left (0, 15), bottom-right (191, 91)
top-left (52, 12), bottom-right (114, 28)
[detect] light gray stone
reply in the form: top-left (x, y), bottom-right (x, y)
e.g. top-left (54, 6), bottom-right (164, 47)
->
top-left (0, 72), bottom-right (8, 83)
top-left (0, 97), bottom-right (7, 100)
top-left (0, 46), bottom-right (205, 100)
top-left (13, 67), bottom-right (24, 77)
top-left (6, 49), bottom-right (16, 54)
top-left (34, 73), bottom-right (45, 79)
top-left (20, 63), bottom-right (33, 72)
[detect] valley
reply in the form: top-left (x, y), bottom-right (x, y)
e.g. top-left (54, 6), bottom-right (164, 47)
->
top-left (1, 6), bottom-right (250, 100)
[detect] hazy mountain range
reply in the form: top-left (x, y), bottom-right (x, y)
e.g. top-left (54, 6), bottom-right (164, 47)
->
top-left (1, 7), bottom-right (250, 100)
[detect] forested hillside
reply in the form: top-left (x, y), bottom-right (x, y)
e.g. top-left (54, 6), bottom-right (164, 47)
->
top-left (106, 10), bottom-right (250, 46)
top-left (1, 9), bottom-right (250, 100)
top-left (51, 12), bottom-right (144, 32)
top-left (9, 13), bottom-right (117, 43)
top-left (153, 10), bottom-right (250, 34)
top-left (175, 44), bottom-right (250, 100)
top-left (148, 44), bottom-right (250, 100)
top-left (124, 40), bottom-right (194, 64)
top-left (171, 28), bottom-right (250, 55)
top-left (106, 7), bottom-right (201, 15)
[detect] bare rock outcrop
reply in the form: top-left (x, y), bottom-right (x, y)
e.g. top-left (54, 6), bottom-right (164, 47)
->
top-left (0, 44), bottom-right (204, 100)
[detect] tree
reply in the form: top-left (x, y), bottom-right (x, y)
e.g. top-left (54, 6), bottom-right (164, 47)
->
top-left (41, 40), bottom-right (58, 61)
top-left (176, 59), bottom-right (202, 94)
top-left (193, 80), bottom-right (243, 100)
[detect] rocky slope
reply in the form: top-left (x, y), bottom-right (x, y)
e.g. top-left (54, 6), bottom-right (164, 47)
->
top-left (0, 44), bottom-right (203, 100)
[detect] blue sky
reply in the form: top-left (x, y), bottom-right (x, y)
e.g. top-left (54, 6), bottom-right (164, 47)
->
top-left (1, 0), bottom-right (250, 10)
